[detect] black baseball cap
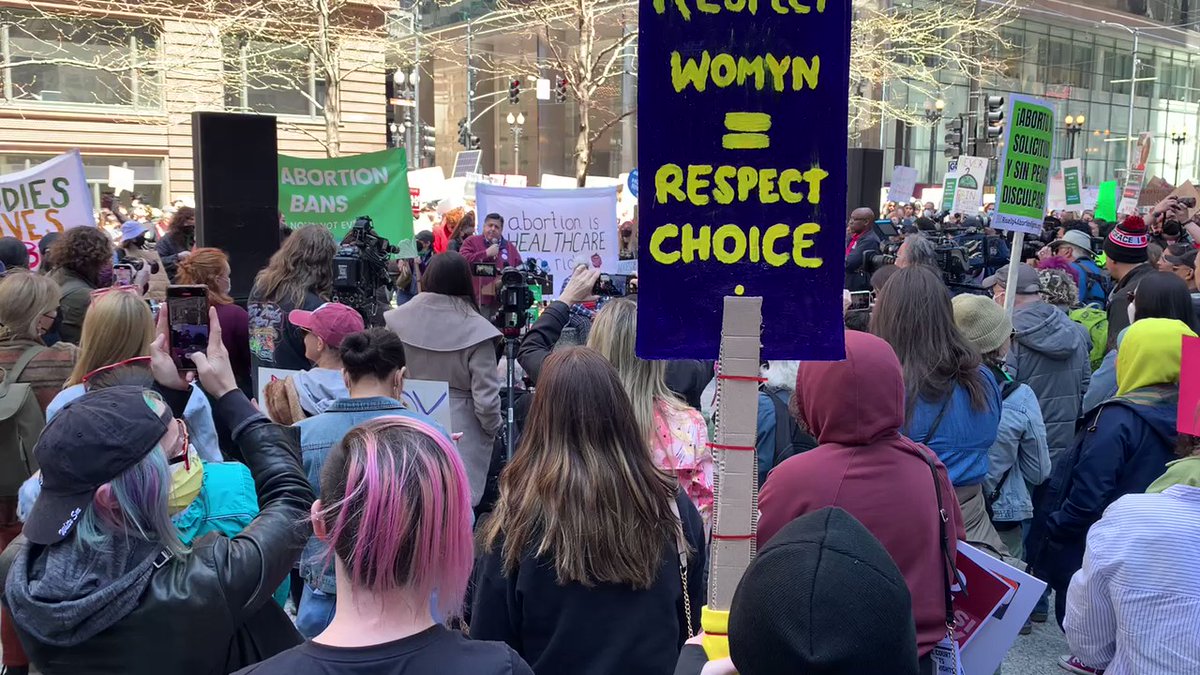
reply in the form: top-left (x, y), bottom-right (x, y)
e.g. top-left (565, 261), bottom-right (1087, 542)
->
top-left (1164, 247), bottom-right (1198, 268)
top-left (24, 386), bottom-right (172, 545)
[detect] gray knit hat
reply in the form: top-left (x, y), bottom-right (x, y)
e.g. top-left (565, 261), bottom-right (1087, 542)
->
top-left (952, 294), bottom-right (1012, 355)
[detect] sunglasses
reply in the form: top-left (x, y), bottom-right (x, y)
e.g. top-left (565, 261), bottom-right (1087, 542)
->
top-left (89, 285), bottom-right (140, 303)
top-left (82, 356), bottom-right (151, 383)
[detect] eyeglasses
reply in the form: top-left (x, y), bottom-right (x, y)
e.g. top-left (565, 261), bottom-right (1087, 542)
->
top-left (89, 285), bottom-right (140, 303)
top-left (82, 356), bottom-right (152, 383)
top-left (165, 418), bottom-right (191, 471)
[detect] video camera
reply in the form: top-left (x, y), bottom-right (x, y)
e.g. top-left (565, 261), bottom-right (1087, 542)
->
top-left (332, 215), bottom-right (400, 325)
top-left (496, 258), bottom-right (553, 337)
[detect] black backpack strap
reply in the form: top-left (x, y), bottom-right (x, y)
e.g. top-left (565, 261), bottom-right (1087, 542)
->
top-left (916, 446), bottom-right (957, 630)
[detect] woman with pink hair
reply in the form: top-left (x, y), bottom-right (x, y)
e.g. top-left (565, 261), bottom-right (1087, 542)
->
top-left (240, 417), bottom-right (533, 674)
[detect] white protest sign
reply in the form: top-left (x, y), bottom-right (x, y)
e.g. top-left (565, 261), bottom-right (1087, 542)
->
top-left (256, 367), bottom-right (304, 420)
top-left (540, 173), bottom-right (577, 189)
top-left (951, 156), bottom-right (989, 215)
top-left (888, 166), bottom-right (919, 203)
top-left (0, 149), bottom-right (95, 271)
top-left (475, 183), bottom-right (619, 279)
top-left (1046, 173), bottom-right (1067, 212)
top-left (407, 167), bottom-right (448, 202)
top-left (1080, 186), bottom-right (1101, 211)
top-left (958, 543), bottom-right (1048, 675)
top-left (402, 379), bottom-right (453, 433)
top-left (108, 165), bottom-right (136, 194)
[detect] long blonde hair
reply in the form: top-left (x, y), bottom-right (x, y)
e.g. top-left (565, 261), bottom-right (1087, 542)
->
top-left (481, 347), bottom-right (678, 589)
top-left (66, 291), bottom-right (154, 386)
top-left (0, 271), bottom-right (61, 342)
top-left (251, 225), bottom-right (336, 307)
top-left (587, 297), bottom-right (689, 450)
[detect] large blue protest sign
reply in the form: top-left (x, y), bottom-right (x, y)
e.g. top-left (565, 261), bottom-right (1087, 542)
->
top-left (636, 0), bottom-right (849, 360)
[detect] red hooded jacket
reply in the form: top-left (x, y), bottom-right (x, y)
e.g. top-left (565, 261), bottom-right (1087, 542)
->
top-left (758, 330), bottom-right (966, 658)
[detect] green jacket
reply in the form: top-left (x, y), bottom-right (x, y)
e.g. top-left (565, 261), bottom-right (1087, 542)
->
top-left (1148, 456), bottom-right (1200, 494)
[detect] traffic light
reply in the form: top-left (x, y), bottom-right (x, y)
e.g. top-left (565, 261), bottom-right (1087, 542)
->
top-left (468, 134), bottom-right (481, 150)
top-left (944, 116), bottom-right (963, 158)
top-left (555, 77), bottom-right (569, 103)
top-left (508, 78), bottom-right (521, 105)
top-left (420, 122), bottom-right (436, 159)
top-left (986, 95), bottom-right (1005, 141)
top-left (457, 117), bottom-right (470, 148)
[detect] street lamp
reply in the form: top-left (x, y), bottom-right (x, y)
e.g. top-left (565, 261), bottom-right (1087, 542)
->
top-left (924, 98), bottom-right (945, 184)
top-left (1172, 130), bottom-right (1188, 184)
top-left (1064, 114), bottom-right (1085, 158)
top-left (506, 111), bottom-right (526, 171)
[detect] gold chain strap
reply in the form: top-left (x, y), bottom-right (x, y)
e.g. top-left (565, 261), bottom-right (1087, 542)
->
top-left (681, 559), bottom-right (694, 638)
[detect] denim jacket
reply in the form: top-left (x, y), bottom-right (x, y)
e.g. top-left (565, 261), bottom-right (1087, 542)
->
top-left (295, 396), bottom-right (439, 594)
top-left (984, 383), bottom-right (1052, 523)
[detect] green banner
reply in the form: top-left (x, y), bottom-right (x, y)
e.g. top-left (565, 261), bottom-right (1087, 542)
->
top-left (993, 96), bottom-right (1054, 235)
top-left (278, 149), bottom-right (415, 256)
top-left (941, 159), bottom-right (958, 212)
top-left (1062, 159), bottom-right (1082, 207)
top-left (1095, 180), bottom-right (1119, 222)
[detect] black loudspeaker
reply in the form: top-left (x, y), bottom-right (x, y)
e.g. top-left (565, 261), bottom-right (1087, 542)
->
top-left (847, 148), bottom-right (884, 215)
top-left (192, 112), bottom-right (280, 301)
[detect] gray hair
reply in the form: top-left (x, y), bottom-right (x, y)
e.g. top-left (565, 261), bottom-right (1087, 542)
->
top-left (902, 234), bottom-right (939, 270)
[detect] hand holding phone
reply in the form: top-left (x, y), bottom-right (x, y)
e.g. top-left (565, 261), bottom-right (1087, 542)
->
top-left (166, 285), bottom-right (210, 371)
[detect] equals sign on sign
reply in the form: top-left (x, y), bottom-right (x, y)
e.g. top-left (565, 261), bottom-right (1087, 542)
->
top-left (722, 112), bottom-right (772, 150)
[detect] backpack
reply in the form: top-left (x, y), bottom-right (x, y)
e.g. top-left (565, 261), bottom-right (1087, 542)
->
top-left (0, 346), bottom-right (47, 495)
top-left (762, 385), bottom-right (817, 475)
top-left (1068, 306), bottom-right (1109, 372)
top-left (1072, 260), bottom-right (1111, 307)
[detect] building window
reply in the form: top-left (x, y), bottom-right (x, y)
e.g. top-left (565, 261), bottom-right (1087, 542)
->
top-left (222, 37), bottom-right (326, 117)
top-left (0, 154), bottom-right (164, 208)
top-left (0, 10), bottom-right (161, 109)
top-left (1102, 49), bottom-right (1134, 95)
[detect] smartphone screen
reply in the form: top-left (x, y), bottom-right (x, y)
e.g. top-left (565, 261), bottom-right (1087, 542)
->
top-left (113, 264), bottom-right (134, 286)
top-left (849, 290), bottom-right (873, 310)
top-left (593, 273), bottom-right (629, 297)
top-left (167, 285), bottom-right (209, 371)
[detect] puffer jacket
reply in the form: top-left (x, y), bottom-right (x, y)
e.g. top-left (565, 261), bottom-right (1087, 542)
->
top-left (1025, 391), bottom-right (1177, 594)
top-left (985, 380), bottom-right (1051, 523)
top-left (1008, 301), bottom-right (1091, 465)
top-left (0, 392), bottom-right (314, 675)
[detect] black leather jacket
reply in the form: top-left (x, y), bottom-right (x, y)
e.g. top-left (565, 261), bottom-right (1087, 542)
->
top-left (0, 392), bottom-right (315, 675)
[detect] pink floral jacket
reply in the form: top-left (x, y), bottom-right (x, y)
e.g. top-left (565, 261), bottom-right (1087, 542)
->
top-left (653, 404), bottom-right (714, 529)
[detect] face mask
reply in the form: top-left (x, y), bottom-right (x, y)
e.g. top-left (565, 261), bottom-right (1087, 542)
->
top-left (168, 449), bottom-right (204, 512)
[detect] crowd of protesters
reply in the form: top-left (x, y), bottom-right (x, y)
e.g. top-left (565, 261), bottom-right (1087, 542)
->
top-left (846, 194), bottom-right (1199, 674)
top-left (0, 186), bottom-right (1193, 675)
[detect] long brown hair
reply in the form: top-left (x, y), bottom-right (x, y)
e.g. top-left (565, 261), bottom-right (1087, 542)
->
top-left (176, 247), bottom-right (233, 305)
top-left (481, 347), bottom-right (678, 589)
top-left (66, 290), bottom-right (154, 386)
top-left (870, 266), bottom-right (988, 420)
top-left (251, 225), bottom-right (335, 307)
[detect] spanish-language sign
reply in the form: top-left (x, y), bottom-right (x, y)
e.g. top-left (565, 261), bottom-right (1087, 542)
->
top-left (1062, 159), bottom-right (1083, 207)
top-left (0, 149), bottom-right (94, 271)
top-left (941, 158), bottom-right (959, 212)
top-left (637, 0), bottom-right (849, 360)
top-left (992, 95), bottom-right (1054, 234)
top-left (474, 183), bottom-right (619, 278)
top-left (888, 166), bottom-right (918, 204)
top-left (951, 156), bottom-right (989, 215)
top-left (279, 149), bottom-right (415, 256)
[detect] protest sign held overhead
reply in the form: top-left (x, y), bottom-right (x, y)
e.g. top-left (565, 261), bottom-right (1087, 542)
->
top-left (992, 95), bottom-right (1054, 235)
top-left (474, 184), bottom-right (619, 280)
top-left (279, 149), bottom-right (415, 256)
top-left (637, 0), bottom-right (849, 361)
top-left (941, 158), bottom-right (959, 212)
top-left (1062, 159), bottom-right (1083, 207)
top-left (888, 166), bottom-right (918, 204)
top-left (951, 156), bottom-right (988, 216)
top-left (0, 150), bottom-right (94, 270)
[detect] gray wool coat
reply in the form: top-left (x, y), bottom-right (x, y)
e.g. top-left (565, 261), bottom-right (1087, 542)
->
top-left (385, 293), bottom-right (502, 505)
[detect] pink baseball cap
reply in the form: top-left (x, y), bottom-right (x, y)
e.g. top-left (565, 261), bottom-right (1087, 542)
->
top-left (289, 303), bottom-right (364, 349)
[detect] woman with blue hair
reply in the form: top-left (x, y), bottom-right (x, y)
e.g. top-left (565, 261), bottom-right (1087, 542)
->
top-left (0, 307), bottom-right (314, 675)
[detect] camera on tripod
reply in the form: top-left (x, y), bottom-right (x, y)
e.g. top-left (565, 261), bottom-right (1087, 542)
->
top-left (332, 215), bottom-right (400, 324)
top-left (496, 259), bottom-right (552, 337)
